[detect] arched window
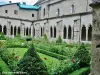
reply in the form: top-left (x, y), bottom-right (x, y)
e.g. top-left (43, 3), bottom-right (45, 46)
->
top-left (57, 8), bottom-right (60, 16)
top-left (81, 25), bottom-right (86, 41)
top-left (88, 25), bottom-right (92, 41)
top-left (41, 27), bottom-right (43, 36)
top-left (68, 26), bottom-right (72, 39)
top-left (3, 25), bottom-right (7, 35)
top-left (63, 26), bottom-right (67, 39)
top-left (43, 8), bottom-right (45, 16)
top-left (26, 27), bottom-right (28, 36)
top-left (50, 27), bottom-right (53, 37)
top-left (14, 26), bottom-right (16, 36)
top-left (0, 25), bottom-right (2, 32)
top-left (54, 27), bottom-right (56, 38)
top-left (11, 26), bottom-right (13, 35)
top-left (18, 27), bottom-right (20, 34)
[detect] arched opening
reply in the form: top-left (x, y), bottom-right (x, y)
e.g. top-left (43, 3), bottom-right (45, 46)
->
top-left (24, 28), bottom-right (25, 36)
top-left (81, 25), bottom-right (86, 41)
top-left (63, 26), bottom-right (67, 39)
top-left (14, 26), bottom-right (16, 36)
top-left (88, 25), bottom-right (92, 41)
top-left (26, 27), bottom-right (28, 36)
top-left (0, 25), bottom-right (2, 32)
top-left (11, 26), bottom-right (13, 35)
top-left (54, 27), bottom-right (56, 38)
top-left (41, 27), bottom-right (43, 36)
top-left (50, 27), bottom-right (53, 38)
top-left (43, 8), bottom-right (45, 16)
top-left (3, 25), bottom-right (7, 35)
top-left (18, 27), bottom-right (20, 35)
top-left (68, 26), bottom-right (71, 39)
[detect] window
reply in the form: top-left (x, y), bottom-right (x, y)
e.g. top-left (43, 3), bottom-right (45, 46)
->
top-left (32, 14), bottom-right (34, 17)
top-left (43, 8), bottom-right (45, 16)
top-left (72, 5), bottom-right (75, 13)
top-left (5, 10), bottom-right (8, 13)
top-left (14, 10), bottom-right (18, 15)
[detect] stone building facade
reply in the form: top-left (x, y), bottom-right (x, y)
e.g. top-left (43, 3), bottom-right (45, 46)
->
top-left (0, 0), bottom-right (93, 43)
top-left (0, 2), bottom-right (40, 38)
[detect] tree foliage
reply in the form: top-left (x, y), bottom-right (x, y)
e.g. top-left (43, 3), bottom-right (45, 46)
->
top-left (15, 44), bottom-right (49, 75)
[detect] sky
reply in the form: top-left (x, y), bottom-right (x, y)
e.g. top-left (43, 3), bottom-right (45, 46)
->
top-left (0, 0), bottom-right (38, 5)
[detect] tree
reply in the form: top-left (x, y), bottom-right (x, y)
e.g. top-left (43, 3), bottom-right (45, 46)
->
top-left (15, 44), bottom-right (49, 75)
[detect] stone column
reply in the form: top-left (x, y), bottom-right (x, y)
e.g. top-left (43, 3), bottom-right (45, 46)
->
top-left (71, 26), bottom-right (74, 40)
top-left (86, 27), bottom-right (88, 41)
top-left (2, 26), bottom-right (3, 32)
top-left (67, 27), bottom-right (68, 39)
top-left (90, 2), bottom-right (100, 75)
top-left (31, 25), bottom-right (33, 37)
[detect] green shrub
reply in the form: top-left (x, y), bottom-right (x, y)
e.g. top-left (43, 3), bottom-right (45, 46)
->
top-left (43, 34), bottom-right (48, 41)
top-left (0, 32), bottom-right (6, 40)
top-left (1, 49), bottom-right (19, 71)
top-left (15, 44), bottom-right (49, 75)
top-left (74, 43), bottom-right (90, 68)
top-left (36, 47), bottom-right (67, 60)
top-left (56, 35), bottom-right (62, 44)
top-left (68, 67), bottom-right (90, 75)
top-left (0, 66), bottom-right (2, 74)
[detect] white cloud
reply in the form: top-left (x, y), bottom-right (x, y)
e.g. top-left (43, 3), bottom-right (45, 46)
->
top-left (0, 0), bottom-right (38, 5)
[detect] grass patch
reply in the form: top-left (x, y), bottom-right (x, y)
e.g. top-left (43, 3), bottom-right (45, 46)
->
top-left (7, 48), bottom-right (28, 61)
top-left (0, 57), bottom-right (10, 73)
top-left (38, 52), bottom-right (61, 74)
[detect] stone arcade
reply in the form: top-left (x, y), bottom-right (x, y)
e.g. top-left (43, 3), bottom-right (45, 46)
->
top-left (0, 0), bottom-right (93, 43)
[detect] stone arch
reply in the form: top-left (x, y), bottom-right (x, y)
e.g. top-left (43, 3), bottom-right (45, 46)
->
top-left (68, 25), bottom-right (72, 39)
top-left (41, 27), bottom-right (43, 36)
top-left (3, 25), bottom-right (7, 35)
top-left (88, 25), bottom-right (92, 41)
top-left (11, 26), bottom-right (13, 35)
top-left (14, 26), bottom-right (16, 36)
top-left (0, 25), bottom-right (2, 32)
top-left (81, 25), bottom-right (86, 41)
top-left (26, 27), bottom-right (28, 36)
top-left (63, 26), bottom-right (67, 39)
top-left (54, 26), bottom-right (56, 38)
top-left (50, 27), bottom-right (53, 38)
top-left (18, 26), bottom-right (20, 35)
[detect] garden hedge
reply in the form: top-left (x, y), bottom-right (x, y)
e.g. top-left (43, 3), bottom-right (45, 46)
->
top-left (36, 47), bottom-right (67, 60)
top-left (68, 67), bottom-right (90, 75)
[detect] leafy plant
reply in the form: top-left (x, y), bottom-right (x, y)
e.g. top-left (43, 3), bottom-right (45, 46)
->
top-left (74, 43), bottom-right (90, 68)
top-left (15, 44), bottom-right (49, 75)
top-left (1, 49), bottom-right (19, 71)
top-left (0, 32), bottom-right (6, 40)
top-left (56, 35), bottom-right (62, 44)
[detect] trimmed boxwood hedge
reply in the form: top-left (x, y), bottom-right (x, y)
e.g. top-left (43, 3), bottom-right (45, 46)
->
top-left (6, 44), bottom-right (28, 48)
top-left (68, 67), bottom-right (90, 75)
top-left (36, 47), bottom-right (67, 60)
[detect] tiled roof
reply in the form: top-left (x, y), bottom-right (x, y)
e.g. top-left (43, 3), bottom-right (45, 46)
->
top-left (0, 2), bottom-right (9, 5)
top-left (0, 2), bottom-right (40, 10)
top-left (18, 3), bottom-right (40, 10)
